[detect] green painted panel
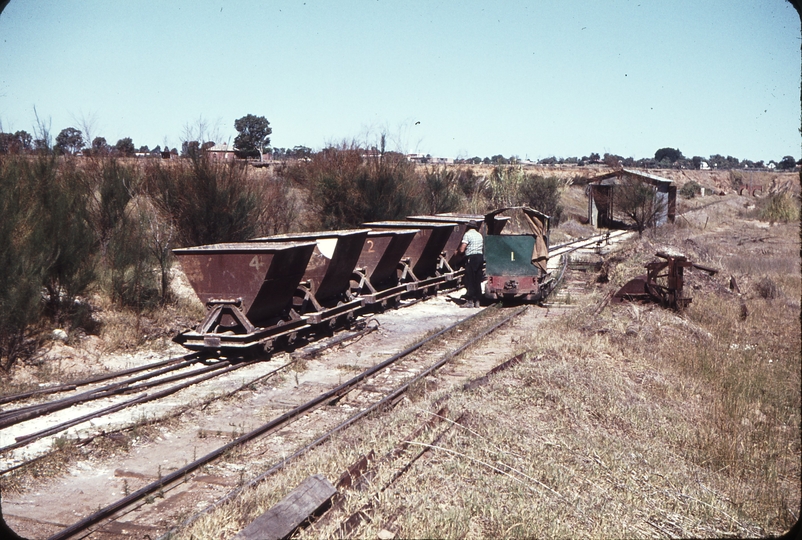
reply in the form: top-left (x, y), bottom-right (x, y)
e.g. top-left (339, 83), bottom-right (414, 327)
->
top-left (485, 235), bottom-right (537, 276)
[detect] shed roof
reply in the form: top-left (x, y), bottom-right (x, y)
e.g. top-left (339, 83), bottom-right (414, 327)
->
top-left (589, 168), bottom-right (673, 187)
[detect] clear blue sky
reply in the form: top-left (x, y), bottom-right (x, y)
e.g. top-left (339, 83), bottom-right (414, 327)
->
top-left (0, 0), bottom-right (799, 162)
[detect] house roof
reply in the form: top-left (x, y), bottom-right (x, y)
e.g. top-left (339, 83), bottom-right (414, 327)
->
top-left (208, 143), bottom-right (234, 152)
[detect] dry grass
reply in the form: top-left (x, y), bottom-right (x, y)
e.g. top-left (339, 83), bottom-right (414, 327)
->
top-left (175, 195), bottom-right (799, 539)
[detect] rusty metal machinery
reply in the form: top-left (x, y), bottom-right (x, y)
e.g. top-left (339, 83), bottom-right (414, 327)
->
top-left (613, 251), bottom-right (718, 309)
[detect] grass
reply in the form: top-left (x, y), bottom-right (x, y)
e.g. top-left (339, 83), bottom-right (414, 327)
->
top-left (174, 196), bottom-right (798, 538)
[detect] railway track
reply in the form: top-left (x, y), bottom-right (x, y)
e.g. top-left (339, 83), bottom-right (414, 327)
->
top-left (2, 228), bottom-right (629, 539)
top-left (0, 323), bottom-right (381, 473)
top-left (42, 304), bottom-right (526, 540)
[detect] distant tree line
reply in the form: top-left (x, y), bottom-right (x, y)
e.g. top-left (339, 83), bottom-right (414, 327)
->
top-left (532, 148), bottom-right (798, 171)
top-left (2, 116), bottom-right (797, 172)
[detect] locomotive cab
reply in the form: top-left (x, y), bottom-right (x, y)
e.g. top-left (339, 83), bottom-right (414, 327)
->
top-left (483, 206), bottom-right (551, 302)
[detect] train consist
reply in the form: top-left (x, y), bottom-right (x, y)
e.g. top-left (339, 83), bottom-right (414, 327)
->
top-left (173, 207), bottom-right (556, 356)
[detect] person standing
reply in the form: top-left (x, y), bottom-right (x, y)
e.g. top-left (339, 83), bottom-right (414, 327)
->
top-left (459, 220), bottom-right (484, 307)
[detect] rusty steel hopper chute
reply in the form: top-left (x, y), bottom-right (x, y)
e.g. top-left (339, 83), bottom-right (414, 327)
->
top-left (172, 241), bottom-right (316, 354)
top-left (362, 221), bottom-right (457, 292)
top-left (252, 229), bottom-right (370, 325)
top-left (353, 228), bottom-right (419, 305)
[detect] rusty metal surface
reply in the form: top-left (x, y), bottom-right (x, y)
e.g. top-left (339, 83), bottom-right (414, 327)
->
top-left (173, 242), bottom-right (315, 325)
top-left (363, 221), bottom-right (455, 279)
top-left (613, 252), bottom-right (718, 309)
top-left (357, 229), bottom-right (418, 288)
top-left (254, 230), bottom-right (369, 305)
top-left (406, 215), bottom-right (466, 263)
top-left (434, 212), bottom-right (511, 235)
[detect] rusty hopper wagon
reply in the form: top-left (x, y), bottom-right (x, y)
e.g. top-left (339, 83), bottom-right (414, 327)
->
top-left (352, 228), bottom-right (419, 305)
top-left (483, 206), bottom-right (555, 302)
top-left (362, 221), bottom-right (457, 292)
top-left (252, 229), bottom-right (370, 325)
top-left (172, 241), bottom-right (316, 355)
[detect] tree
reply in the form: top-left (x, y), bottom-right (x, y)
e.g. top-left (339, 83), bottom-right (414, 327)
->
top-left (139, 145), bottom-right (150, 153)
top-left (92, 136), bottom-right (109, 155)
top-left (616, 179), bottom-right (666, 237)
top-left (55, 127), bottom-right (84, 155)
top-left (603, 153), bottom-right (622, 168)
top-left (692, 156), bottom-right (703, 169)
top-left (181, 140), bottom-right (201, 158)
top-left (654, 147), bottom-right (683, 164)
top-left (234, 114), bottom-right (271, 159)
top-left (776, 155), bottom-right (797, 170)
top-left (115, 137), bottom-right (135, 157)
top-left (16, 131), bottom-right (32, 151)
top-left (290, 145), bottom-right (313, 159)
top-left (0, 130), bottom-right (33, 154)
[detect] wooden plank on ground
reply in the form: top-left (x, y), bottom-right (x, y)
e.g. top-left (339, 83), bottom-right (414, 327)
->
top-left (233, 474), bottom-right (336, 540)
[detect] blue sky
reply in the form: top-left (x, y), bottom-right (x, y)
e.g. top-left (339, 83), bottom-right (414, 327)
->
top-left (0, 0), bottom-right (799, 162)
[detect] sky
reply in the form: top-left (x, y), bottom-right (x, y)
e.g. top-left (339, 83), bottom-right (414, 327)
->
top-left (0, 0), bottom-right (799, 162)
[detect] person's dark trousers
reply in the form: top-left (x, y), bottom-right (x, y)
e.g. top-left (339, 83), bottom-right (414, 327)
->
top-left (464, 254), bottom-right (484, 303)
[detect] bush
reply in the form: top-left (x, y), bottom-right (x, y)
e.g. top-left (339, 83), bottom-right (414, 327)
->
top-left (106, 201), bottom-right (161, 309)
top-left (421, 166), bottom-right (462, 214)
top-left (27, 157), bottom-right (98, 323)
top-left (0, 157), bottom-right (45, 370)
top-left (0, 155), bottom-right (99, 368)
top-left (755, 276), bottom-right (780, 299)
top-left (519, 174), bottom-right (564, 226)
top-left (144, 155), bottom-right (263, 246)
top-left (92, 158), bottom-right (139, 244)
top-left (758, 193), bottom-right (800, 223)
top-left (299, 144), bottom-right (422, 229)
top-left (483, 167), bottom-right (564, 225)
top-left (680, 181), bottom-right (702, 199)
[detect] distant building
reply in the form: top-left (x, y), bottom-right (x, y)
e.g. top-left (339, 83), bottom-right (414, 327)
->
top-left (206, 143), bottom-right (237, 162)
top-left (406, 153), bottom-right (453, 164)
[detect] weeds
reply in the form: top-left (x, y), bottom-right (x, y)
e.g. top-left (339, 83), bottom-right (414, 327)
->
top-left (758, 192), bottom-right (800, 223)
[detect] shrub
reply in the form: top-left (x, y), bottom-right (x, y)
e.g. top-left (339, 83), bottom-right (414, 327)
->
top-left (421, 166), bottom-right (462, 214)
top-left (0, 155), bottom-right (99, 368)
top-left (0, 157), bottom-right (45, 370)
top-left (144, 155), bottom-right (263, 246)
top-left (519, 174), bottom-right (564, 226)
top-left (679, 180), bottom-right (702, 199)
top-left (483, 166), bottom-right (525, 208)
top-left (27, 157), bottom-right (98, 323)
top-left (483, 167), bottom-right (564, 225)
top-left (755, 276), bottom-right (780, 299)
top-left (92, 158), bottom-right (139, 244)
top-left (301, 144), bottom-right (422, 229)
top-left (106, 201), bottom-right (161, 309)
top-left (758, 193), bottom-right (800, 223)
